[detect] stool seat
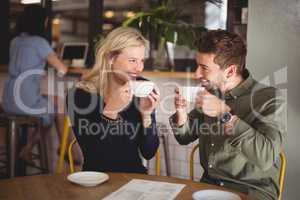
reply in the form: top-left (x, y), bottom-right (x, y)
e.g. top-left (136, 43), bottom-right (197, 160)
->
top-left (0, 113), bottom-right (41, 125)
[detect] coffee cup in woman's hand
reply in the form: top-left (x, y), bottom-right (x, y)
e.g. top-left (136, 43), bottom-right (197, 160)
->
top-left (130, 81), bottom-right (155, 97)
top-left (138, 87), bottom-right (160, 116)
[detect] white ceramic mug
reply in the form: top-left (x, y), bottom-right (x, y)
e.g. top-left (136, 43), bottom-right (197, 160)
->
top-left (130, 81), bottom-right (155, 97)
top-left (178, 86), bottom-right (204, 102)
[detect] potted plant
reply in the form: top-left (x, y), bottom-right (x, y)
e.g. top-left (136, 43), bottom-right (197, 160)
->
top-left (122, 0), bottom-right (222, 71)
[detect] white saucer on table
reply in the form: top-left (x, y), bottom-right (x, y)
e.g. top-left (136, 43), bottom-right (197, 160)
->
top-left (67, 171), bottom-right (109, 187)
top-left (192, 189), bottom-right (241, 200)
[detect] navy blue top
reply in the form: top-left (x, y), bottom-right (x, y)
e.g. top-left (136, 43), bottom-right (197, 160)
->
top-left (67, 84), bottom-right (159, 173)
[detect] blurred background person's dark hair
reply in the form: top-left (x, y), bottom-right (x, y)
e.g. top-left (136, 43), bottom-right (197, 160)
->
top-left (16, 4), bottom-right (47, 37)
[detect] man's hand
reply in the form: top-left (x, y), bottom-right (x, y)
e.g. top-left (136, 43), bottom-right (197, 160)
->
top-left (196, 89), bottom-right (230, 117)
top-left (174, 87), bottom-right (188, 127)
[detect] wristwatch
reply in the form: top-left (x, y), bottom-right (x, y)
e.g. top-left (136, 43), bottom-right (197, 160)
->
top-left (220, 110), bottom-right (234, 123)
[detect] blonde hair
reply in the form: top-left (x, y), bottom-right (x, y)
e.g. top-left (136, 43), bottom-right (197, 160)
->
top-left (77, 27), bottom-right (149, 96)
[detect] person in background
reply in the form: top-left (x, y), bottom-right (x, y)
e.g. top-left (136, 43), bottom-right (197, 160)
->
top-left (169, 30), bottom-right (285, 200)
top-left (2, 5), bottom-right (70, 163)
top-left (67, 27), bottom-right (160, 173)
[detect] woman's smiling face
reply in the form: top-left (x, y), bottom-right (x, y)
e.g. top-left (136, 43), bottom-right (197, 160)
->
top-left (111, 45), bottom-right (146, 83)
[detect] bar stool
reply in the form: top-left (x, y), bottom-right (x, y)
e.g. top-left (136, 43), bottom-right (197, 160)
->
top-left (0, 112), bottom-right (49, 178)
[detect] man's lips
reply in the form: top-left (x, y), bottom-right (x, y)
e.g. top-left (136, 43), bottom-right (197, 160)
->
top-left (199, 78), bottom-right (209, 85)
top-left (198, 78), bottom-right (214, 90)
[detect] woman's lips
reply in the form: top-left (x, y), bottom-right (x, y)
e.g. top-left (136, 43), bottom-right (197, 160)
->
top-left (127, 72), bottom-right (139, 79)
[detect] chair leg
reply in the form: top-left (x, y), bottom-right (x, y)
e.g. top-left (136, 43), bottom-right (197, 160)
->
top-left (8, 120), bottom-right (17, 178)
top-left (17, 124), bottom-right (28, 176)
top-left (161, 135), bottom-right (171, 176)
top-left (37, 122), bottom-right (49, 173)
top-left (56, 117), bottom-right (71, 173)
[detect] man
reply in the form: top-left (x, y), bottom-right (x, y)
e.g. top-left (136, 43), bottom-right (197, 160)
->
top-left (169, 30), bottom-right (285, 200)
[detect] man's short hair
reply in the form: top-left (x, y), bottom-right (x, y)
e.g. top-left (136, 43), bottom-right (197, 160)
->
top-left (198, 30), bottom-right (247, 73)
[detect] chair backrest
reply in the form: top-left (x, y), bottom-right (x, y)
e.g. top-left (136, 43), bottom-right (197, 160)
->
top-left (68, 138), bottom-right (77, 173)
top-left (189, 144), bottom-right (286, 200)
top-left (56, 117), bottom-right (72, 173)
top-left (278, 152), bottom-right (286, 200)
top-left (68, 139), bottom-right (161, 175)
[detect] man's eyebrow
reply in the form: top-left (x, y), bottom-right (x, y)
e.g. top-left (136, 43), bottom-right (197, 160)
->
top-left (198, 63), bottom-right (209, 69)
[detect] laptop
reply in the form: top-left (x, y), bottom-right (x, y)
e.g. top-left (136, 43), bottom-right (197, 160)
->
top-left (60, 42), bottom-right (88, 67)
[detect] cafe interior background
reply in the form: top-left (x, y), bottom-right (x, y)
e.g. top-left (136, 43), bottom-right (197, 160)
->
top-left (0, 0), bottom-right (299, 199)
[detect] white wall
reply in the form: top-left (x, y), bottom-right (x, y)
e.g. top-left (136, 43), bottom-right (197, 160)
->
top-left (246, 0), bottom-right (300, 199)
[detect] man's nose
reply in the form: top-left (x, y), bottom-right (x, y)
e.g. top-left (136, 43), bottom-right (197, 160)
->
top-left (195, 66), bottom-right (203, 79)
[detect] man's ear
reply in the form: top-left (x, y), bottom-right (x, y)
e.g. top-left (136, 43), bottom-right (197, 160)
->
top-left (224, 64), bottom-right (238, 78)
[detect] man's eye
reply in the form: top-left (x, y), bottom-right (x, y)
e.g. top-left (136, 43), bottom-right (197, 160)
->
top-left (129, 59), bottom-right (136, 63)
top-left (201, 66), bottom-right (208, 70)
top-left (198, 65), bottom-right (208, 70)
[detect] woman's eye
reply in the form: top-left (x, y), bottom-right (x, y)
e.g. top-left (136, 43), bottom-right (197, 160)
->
top-left (129, 59), bottom-right (136, 63)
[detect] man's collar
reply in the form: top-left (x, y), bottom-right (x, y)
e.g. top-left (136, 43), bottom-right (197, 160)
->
top-left (225, 69), bottom-right (254, 99)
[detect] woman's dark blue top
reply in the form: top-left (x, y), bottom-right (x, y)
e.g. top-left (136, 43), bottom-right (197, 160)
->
top-left (67, 85), bottom-right (159, 174)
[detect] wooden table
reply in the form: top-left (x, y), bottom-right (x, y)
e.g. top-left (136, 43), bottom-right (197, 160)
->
top-left (0, 173), bottom-right (256, 200)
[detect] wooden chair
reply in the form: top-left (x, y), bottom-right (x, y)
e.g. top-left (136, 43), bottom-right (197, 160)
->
top-left (189, 144), bottom-right (286, 200)
top-left (57, 116), bottom-right (161, 175)
top-left (68, 138), bottom-right (161, 174)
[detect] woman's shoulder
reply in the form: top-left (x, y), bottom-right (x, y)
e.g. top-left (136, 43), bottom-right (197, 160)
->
top-left (29, 35), bottom-right (47, 41)
top-left (67, 86), bottom-right (99, 108)
top-left (69, 86), bottom-right (98, 99)
top-left (31, 36), bottom-right (50, 46)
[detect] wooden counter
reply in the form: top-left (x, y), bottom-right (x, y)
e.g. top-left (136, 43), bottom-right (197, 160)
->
top-left (0, 65), bottom-right (195, 79)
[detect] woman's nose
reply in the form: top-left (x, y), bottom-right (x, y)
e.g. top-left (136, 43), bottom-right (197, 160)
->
top-left (136, 61), bottom-right (144, 72)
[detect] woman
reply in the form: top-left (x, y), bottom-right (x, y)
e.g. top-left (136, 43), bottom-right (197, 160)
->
top-left (67, 27), bottom-right (160, 173)
top-left (2, 5), bottom-right (68, 161)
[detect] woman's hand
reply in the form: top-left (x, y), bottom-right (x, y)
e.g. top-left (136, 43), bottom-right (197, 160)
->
top-left (139, 89), bottom-right (160, 127)
top-left (103, 82), bottom-right (133, 119)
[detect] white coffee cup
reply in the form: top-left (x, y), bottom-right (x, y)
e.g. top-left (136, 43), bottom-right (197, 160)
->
top-left (130, 81), bottom-right (155, 97)
top-left (179, 86), bottom-right (204, 102)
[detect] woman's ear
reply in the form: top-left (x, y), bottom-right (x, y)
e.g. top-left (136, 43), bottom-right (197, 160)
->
top-left (108, 52), bottom-right (119, 67)
top-left (108, 55), bottom-right (116, 67)
top-left (224, 64), bottom-right (238, 78)
top-left (109, 58), bottom-right (113, 66)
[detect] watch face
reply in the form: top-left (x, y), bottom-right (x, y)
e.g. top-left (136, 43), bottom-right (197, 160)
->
top-left (221, 112), bottom-right (232, 123)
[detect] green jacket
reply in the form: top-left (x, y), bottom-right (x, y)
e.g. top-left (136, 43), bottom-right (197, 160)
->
top-left (169, 70), bottom-right (286, 200)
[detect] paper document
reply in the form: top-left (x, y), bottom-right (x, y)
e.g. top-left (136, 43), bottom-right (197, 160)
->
top-left (102, 179), bottom-right (186, 200)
